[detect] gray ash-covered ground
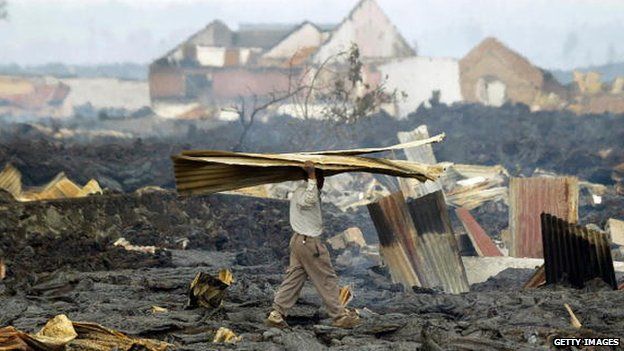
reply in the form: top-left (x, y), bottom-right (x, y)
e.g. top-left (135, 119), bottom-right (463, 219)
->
top-left (2, 191), bottom-right (624, 350)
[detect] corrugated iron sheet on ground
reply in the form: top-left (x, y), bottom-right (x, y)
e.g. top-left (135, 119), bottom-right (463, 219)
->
top-left (0, 164), bottom-right (101, 202)
top-left (173, 135), bottom-right (447, 196)
top-left (455, 207), bottom-right (502, 257)
top-left (509, 177), bottom-right (578, 258)
top-left (541, 213), bottom-right (617, 289)
top-left (368, 191), bottom-right (469, 294)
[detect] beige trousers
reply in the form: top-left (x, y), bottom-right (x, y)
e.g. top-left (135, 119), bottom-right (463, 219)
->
top-left (272, 233), bottom-right (346, 319)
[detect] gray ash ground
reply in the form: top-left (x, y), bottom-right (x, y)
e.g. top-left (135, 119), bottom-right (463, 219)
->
top-left (2, 192), bottom-right (624, 350)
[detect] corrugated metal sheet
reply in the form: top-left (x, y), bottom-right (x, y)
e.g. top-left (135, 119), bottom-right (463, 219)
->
top-left (455, 207), bottom-right (502, 256)
top-left (541, 213), bottom-right (617, 289)
top-left (173, 135), bottom-right (447, 196)
top-left (368, 191), bottom-right (469, 294)
top-left (397, 125), bottom-right (441, 198)
top-left (509, 177), bottom-right (579, 258)
top-left (367, 192), bottom-right (420, 288)
top-left (0, 164), bottom-right (101, 202)
top-left (0, 164), bottom-right (22, 199)
top-left (405, 191), bottom-right (470, 293)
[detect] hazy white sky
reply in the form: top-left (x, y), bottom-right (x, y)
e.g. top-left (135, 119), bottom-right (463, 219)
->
top-left (1, 0), bottom-right (623, 69)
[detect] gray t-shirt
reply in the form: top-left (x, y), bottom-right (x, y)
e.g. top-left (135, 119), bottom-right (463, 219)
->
top-left (289, 179), bottom-right (323, 237)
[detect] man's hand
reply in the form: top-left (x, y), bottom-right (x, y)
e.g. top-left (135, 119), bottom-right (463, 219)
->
top-left (303, 161), bottom-right (316, 180)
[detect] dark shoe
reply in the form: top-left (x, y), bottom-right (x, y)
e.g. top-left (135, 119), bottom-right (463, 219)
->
top-left (265, 310), bottom-right (288, 328)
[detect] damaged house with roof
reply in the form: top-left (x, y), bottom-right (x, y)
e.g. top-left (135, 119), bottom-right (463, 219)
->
top-left (149, 0), bottom-right (429, 119)
top-left (459, 37), bottom-right (568, 110)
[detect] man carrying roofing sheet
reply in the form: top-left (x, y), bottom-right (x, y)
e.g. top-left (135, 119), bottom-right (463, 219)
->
top-left (266, 161), bottom-right (360, 329)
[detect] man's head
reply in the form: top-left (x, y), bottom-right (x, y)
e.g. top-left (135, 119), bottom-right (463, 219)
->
top-left (302, 161), bottom-right (324, 190)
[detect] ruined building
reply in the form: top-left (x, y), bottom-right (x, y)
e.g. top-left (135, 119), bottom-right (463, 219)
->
top-left (459, 37), bottom-right (567, 109)
top-left (148, 0), bottom-right (415, 118)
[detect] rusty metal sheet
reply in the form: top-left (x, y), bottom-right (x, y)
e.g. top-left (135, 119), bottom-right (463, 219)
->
top-left (368, 191), bottom-right (469, 294)
top-left (173, 135), bottom-right (448, 196)
top-left (509, 177), bottom-right (579, 258)
top-left (541, 213), bottom-right (616, 289)
top-left (405, 191), bottom-right (470, 294)
top-left (455, 207), bottom-right (502, 257)
top-left (367, 192), bottom-right (421, 289)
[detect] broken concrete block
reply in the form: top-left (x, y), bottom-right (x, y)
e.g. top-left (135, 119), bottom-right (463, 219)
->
top-left (606, 218), bottom-right (624, 246)
top-left (327, 227), bottom-right (366, 250)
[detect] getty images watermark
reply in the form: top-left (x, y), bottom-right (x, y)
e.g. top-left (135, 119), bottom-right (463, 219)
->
top-left (552, 337), bottom-right (620, 347)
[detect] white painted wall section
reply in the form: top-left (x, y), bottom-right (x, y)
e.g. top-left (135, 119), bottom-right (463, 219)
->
top-left (313, 0), bottom-right (413, 63)
top-left (196, 46), bottom-right (226, 67)
top-left (379, 57), bottom-right (463, 117)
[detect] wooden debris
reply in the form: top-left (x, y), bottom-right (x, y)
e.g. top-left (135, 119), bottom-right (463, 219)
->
top-left (522, 265), bottom-right (546, 289)
top-left (564, 303), bottom-right (582, 329)
top-left (455, 207), bottom-right (502, 257)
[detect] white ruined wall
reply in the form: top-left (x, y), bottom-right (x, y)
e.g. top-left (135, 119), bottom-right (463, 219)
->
top-left (379, 57), bottom-right (463, 118)
top-left (262, 23), bottom-right (323, 59)
top-left (196, 46), bottom-right (226, 67)
top-left (313, 0), bottom-right (413, 63)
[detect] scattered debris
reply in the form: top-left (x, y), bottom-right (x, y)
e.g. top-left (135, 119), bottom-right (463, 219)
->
top-left (327, 227), bottom-right (366, 250)
top-left (397, 125), bottom-right (442, 199)
top-left (151, 306), bottom-right (168, 314)
top-left (0, 258), bottom-right (5, 281)
top-left (509, 177), bottom-right (579, 258)
top-left (564, 303), bottom-right (583, 330)
top-left (606, 218), bottom-right (624, 246)
top-left (368, 191), bottom-right (469, 293)
top-left (541, 213), bottom-right (617, 289)
top-left (455, 207), bottom-right (503, 257)
top-left (523, 265), bottom-right (546, 289)
top-left (0, 163), bottom-right (102, 202)
top-left (172, 136), bottom-right (448, 195)
top-left (113, 237), bottom-right (157, 255)
top-left (441, 164), bottom-right (509, 210)
top-left (0, 314), bottom-right (171, 351)
top-left (339, 285), bottom-right (353, 306)
top-left (187, 269), bottom-right (234, 309)
top-left (212, 327), bottom-right (241, 344)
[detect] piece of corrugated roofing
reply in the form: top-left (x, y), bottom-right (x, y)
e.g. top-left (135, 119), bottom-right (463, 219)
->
top-left (367, 192), bottom-right (421, 289)
top-left (509, 177), bottom-right (578, 258)
top-left (455, 207), bottom-right (502, 257)
top-left (0, 164), bottom-right (101, 202)
top-left (405, 191), bottom-right (470, 293)
top-left (173, 136), bottom-right (447, 196)
top-left (368, 191), bottom-right (469, 294)
top-left (541, 213), bottom-right (617, 289)
top-left (0, 164), bottom-right (22, 199)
